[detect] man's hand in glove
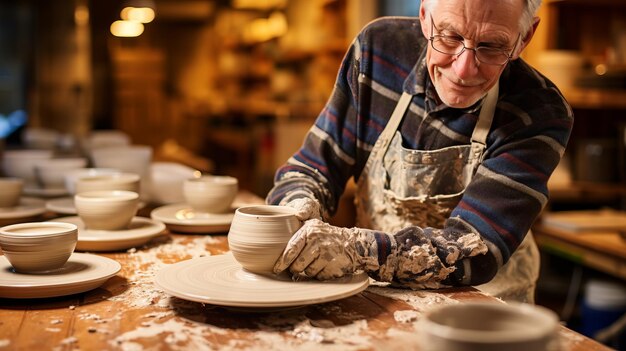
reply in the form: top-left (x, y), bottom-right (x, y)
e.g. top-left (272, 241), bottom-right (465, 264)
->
top-left (273, 219), bottom-right (396, 280)
top-left (282, 197), bottom-right (322, 221)
top-left (273, 219), bottom-right (488, 288)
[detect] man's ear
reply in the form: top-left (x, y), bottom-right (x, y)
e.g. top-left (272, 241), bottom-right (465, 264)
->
top-left (419, 3), bottom-right (429, 38)
top-left (514, 17), bottom-right (540, 59)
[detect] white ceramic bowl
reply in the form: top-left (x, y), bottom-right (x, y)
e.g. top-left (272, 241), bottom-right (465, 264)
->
top-left (21, 128), bottom-right (60, 150)
top-left (2, 149), bottom-right (53, 186)
top-left (417, 301), bottom-right (560, 351)
top-left (34, 157), bottom-right (88, 189)
top-left (228, 205), bottom-right (302, 274)
top-left (149, 162), bottom-right (200, 205)
top-left (64, 168), bottom-right (120, 195)
top-left (0, 177), bottom-right (24, 208)
top-left (74, 172), bottom-right (140, 195)
top-left (86, 130), bottom-right (130, 150)
top-left (90, 145), bottom-right (152, 179)
top-left (90, 145), bottom-right (153, 201)
top-left (74, 190), bottom-right (139, 231)
top-left (0, 222), bottom-right (78, 273)
top-left (183, 175), bottom-right (238, 213)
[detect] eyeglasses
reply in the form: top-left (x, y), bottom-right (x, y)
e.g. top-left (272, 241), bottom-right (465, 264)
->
top-left (429, 15), bottom-right (520, 66)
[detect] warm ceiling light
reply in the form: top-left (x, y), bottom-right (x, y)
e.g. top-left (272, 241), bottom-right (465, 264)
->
top-left (268, 11), bottom-right (287, 35)
top-left (594, 64), bottom-right (607, 76)
top-left (74, 5), bottom-right (89, 26)
top-left (121, 7), bottom-right (155, 23)
top-left (242, 11), bottom-right (287, 43)
top-left (233, 0), bottom-right (286, 10)
top-left (110, 20), bottom-right (144, 37)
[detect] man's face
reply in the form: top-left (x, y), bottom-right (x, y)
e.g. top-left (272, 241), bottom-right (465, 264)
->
top-left (420, 0), bottom-right (524, 108)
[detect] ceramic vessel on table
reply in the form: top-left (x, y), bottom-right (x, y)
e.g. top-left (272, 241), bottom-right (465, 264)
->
top-left (74, 172), bottom-right (140, 195)
top-left (34, 157), bottom-right (88, 189)
top-left (149, 162), bottom-right (200, 205)
top-left (0, 178), bottom-right (24, 208)
top-left (150, 162), bottom-right (200, 204)
top-left (90, 145), bottom-right (153, 201)
top-left (2, 149), bottom-right (53, 187)
top-left (64, 168), bottom-right (120, 195)
top-left (183, 175), bottom-right (237, 213)
top-left (21, 127), bottom-right (59, 150)
top-left (84, 129), bottom-right (130, 151)
top-left (228, 205), bottom-right (302, 274)
top-left (0, 221), bottom-right (78, 273)
top-left (416, 301), bottom-right (559, 351)
top-left (74, 190), bottom-right (139, 230)
top-left (90, 145), bottom-right (152, 180)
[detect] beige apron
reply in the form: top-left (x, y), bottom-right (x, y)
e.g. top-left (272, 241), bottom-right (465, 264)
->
top-left (354, 84), bottom-right (539, 303)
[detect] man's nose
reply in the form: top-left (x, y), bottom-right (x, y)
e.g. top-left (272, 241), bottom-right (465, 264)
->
top-left (452, 48), bottom-right (480, 80)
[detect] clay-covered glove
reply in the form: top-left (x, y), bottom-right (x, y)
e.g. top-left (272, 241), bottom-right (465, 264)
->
top-left (281, 197), bottom-right (322, 221)
top-left (273, 219), bottom-right (488, 288)
top-left (273, 219), bottom-right (397, 280)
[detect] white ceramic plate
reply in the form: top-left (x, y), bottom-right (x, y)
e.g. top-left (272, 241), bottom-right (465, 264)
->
top-left (155, 253), bottom-right (370, 308)
top-left (23, 186), bottom-right (68, 198)
top-left (150, 203), bottom-right (234, 234)
top-left (46, 197), bottom-right (146, 215)
top-left (51, 216), bottom-right (166, 251)
top-left (0, 197), bottom-right (46, 219)
top-left (0, 253), bottom-right (120, 299)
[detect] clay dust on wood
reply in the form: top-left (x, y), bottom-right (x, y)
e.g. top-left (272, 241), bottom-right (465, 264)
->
top-left (64, 235), bottom-right (470, 351)
top-left (109, 235), bottom-right (221, 308)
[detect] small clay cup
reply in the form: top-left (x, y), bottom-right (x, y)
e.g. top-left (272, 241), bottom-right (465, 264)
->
top-left (74, 172), bottom-right (140, 195)
top-left (417, 301), bottom-right (560, 351)
top-left (74, 190), bottom-right (139, 231)
top-left (0, 178), bottom-right (24, 208)
top-left (64, 168), bottom-right (120, 195)
top-left (34, 157), bottom-right (88, 189)
top-left (183, 175), bottom-right (238, 213)
top-left (0, 222), bottom-right (78, 273)
top-left (228, 205), bottom-right (302, 274)
top-left (2, 149), bottom-right (53, 187)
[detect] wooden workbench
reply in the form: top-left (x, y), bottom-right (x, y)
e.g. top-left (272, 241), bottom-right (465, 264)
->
top-left (0, 193), bottom-right (613, 350)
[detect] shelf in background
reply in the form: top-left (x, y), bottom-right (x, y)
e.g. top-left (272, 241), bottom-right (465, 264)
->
top-left (563, 88), bottom-right (626, 109)
top-left (540, 209), bottom-right (626, 232)
top-left (549, 181), bottom-right (626, 203)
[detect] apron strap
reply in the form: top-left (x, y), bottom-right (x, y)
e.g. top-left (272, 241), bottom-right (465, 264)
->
top-left (378, 92), bottom-right (413, 153)
top-left (470, 82), bottom-right (499, 162)
top-left (361, 91), bottom-right (413, 172)
top-left (362, 82), bottom-right (499, 176)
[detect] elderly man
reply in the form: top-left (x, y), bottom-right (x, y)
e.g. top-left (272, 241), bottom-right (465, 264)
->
top-left (267, 0), bottom-right (573, 303)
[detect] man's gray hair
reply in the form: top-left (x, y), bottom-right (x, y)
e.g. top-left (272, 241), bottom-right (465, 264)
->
top-left (422, 0), bottom-right (542, 34)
